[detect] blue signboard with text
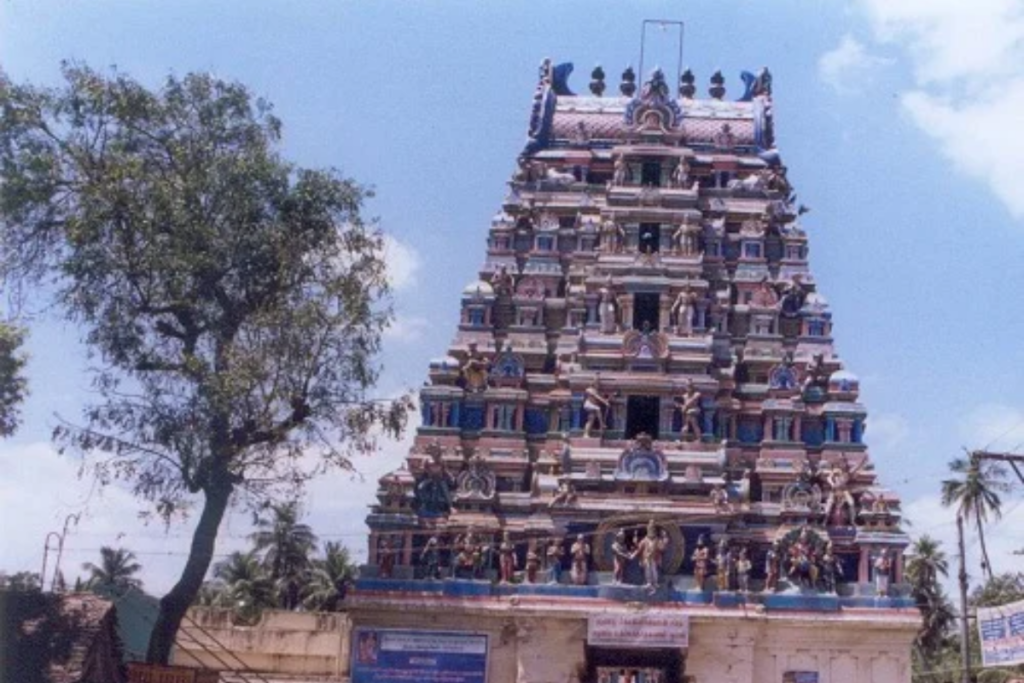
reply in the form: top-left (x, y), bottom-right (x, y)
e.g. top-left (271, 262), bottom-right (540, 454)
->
top-left (351, 628), bottom-right (489, 683)
top-left (978, 597), bottom-right (1024, 667)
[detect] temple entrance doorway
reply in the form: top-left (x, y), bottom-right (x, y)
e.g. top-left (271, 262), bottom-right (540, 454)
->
top-left (633, 292), bottom-right (660, 331)
top-left (626, 395), bottom-right (659, 440)
top-left (585, 646), bottom-right (685, 683)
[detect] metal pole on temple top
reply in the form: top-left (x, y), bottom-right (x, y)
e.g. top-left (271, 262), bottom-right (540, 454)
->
top-left (639, 20), bottom-right (684, 90)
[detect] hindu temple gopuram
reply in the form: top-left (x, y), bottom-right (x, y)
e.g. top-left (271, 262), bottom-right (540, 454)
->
top-left (347, 59), bottom-right (921, 683)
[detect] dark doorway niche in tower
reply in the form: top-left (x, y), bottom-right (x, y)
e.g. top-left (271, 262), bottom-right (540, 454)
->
top-left (626, 395), bottom-right (660, 440)
top-left (638, 223), bottom-right (661, 253)
top-left (585, 645), bottom-right (684, 683)
top-left (641, 161), bottom-right (662, 187)
top-left (633, 292), bottom-right (660, 331)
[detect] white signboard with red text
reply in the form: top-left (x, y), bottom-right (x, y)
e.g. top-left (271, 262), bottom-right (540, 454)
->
top-left (587, 613), bottom-right (689, 649)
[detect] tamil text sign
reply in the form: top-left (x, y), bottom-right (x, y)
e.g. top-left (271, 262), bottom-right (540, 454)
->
top-left (587, 613), bottom-right (689, 649)
top-left (978, 598), bottom-right (1024, 668)
top-left (351, 628), bottom-right (488, 683)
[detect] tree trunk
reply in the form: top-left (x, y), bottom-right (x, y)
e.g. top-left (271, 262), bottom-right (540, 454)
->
top-left (975, 503), bottom-right (994, 581)
top-left (146, 480), bottom-right (233, 664)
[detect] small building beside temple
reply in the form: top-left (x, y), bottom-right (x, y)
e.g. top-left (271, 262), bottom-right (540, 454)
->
top-left (349, 57), bottom-right (920, 683)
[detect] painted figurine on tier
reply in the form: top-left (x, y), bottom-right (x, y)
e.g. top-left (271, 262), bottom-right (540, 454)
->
top-left (671, 157), bottom-right (690, 189)
top-left (672, 216), bottom-right (701, 256)
top-left (583, 382), bottom-right (611, 438)
top-left (377, 537), bottom-right (396, 579)
top-left (570, 533), bottom-right (591, 586)
top-left (873, 548), bottom-right (892, 596)
top-left (787, 527), bottom-right (818, 588)
top-left (498, 531), bottom-right (517, 584)
top-left (691, 536), bottom-right (710, 591)
top-left (420, 536), bottom-right (441, 580)
top-left (635, 521), bottom-right (667, 593)
top-left (600, 219), bottom-right (626, 254)
top-left (674, 380), bottom-right (702, 441)
top-left (735, 548), bottom-right (752, 592)
top-left (670, 286), bottom-right (696, 335)
top-left (823, 456), bottom-right (868, 526)
top-left (461, 341), bottom-right (490, 393)
top-left (764, 540), bottom-right (781, 592)
top-left (715, 538), bottom-right (733, 592)
top-left (546, 539), bottom-right (564, 584)
top-left (599, 287), bottom-right (618, 333)
top-left (819, 541), bottom-right (843, 594)
top-left (525, 542), bottom-right (541, 584)
top-left (611, 530), bottom-right (632, 585)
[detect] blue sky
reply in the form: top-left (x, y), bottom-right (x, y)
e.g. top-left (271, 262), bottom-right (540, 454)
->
top-left (1, 0), bottom-right (1022, 595)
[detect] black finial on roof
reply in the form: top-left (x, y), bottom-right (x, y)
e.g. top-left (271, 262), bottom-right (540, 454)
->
top-left (589, 66), bottom-right (606, 96)
top-left (709, 70), bottom-right (725, 100)
top-left (620, 66), bottom-right (637, 97)
top-left (679, 68), bottom-right (695, 98)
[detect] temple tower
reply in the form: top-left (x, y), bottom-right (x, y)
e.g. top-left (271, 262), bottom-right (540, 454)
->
top-left (353, 57), bottom-right (917, 683)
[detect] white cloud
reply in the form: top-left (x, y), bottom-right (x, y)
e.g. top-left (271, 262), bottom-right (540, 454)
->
top-left (382, 235), bottom-right (421, 292)
top-left (383, 315), bottom-right (430, 344)
top-left (958, 403), bottom-right (1024, 452)
top-left (851, 0), bottom-right (1024, 217)
top-left (818, 34), bottom-right (892, 93)
top-left (866, 412), bottom-right (911, 454)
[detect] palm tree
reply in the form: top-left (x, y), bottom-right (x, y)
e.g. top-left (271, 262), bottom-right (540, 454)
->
top-left (82, 546), bottom-right (143, 594)
top-left (251, 501), bottom-right (318, 610)
top-left (213, 550), bottom-right (277, 622)
top-left (906, 536), bottom-right (955, 661)
top-left (303, 541), bottom-right (356, 612)
top-left (941, 454), bottom-right (1010, 581)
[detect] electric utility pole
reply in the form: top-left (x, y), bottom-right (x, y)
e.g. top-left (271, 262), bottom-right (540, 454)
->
top-left (957, 513), bottom-right (971, 683)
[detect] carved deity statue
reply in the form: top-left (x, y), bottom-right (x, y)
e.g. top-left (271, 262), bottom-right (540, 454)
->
top-left (735, 548), bottom-right (752, 592)
top-left (874, 548), bottom-right (892, 596)
top-left (674, 380), bottom-right (702, 441)
top-left (612, 156), bottom-right (628, 186)
top-left (546, 540), bottom-right (564, 584)
top-left (583, 382), bottom-right (611, 438)
top-left (611, 530), bottom-right (632, 584)
top-left (498, 531), bottom-right (517, 583)
top-left (570, 533), bottom-right (591, 586)
top-left (559, 432), bottom-right (572, 475)
top-left (461, 341), bottom-right (490, 393)
top-left (803, 353), bottom-right (830, 393)
top-left (378, 536), bottom-right (396, 578)
top-left (715, 539), bottom-right (732, 592)
top-left (599, 287), bottom-right (618, 334)
top-left (600, 219), bottom-right (625, 254)
top-left (672, 217), bottom-right (701, 256)
top-left (634, 520), bottom-right (667, 593)
top-left (764, 540), bottom-right (781, 592)
top-left (420, 536), bottom-right (441, 580)
top-left (525, 542), bottom-right (541, 584)
top-left (820, 542), bottom-right (843, 594)
top-left (823, 456), bottom-right (867, 525)
top-left (710, 484), bottom-right (731, 512)
top-left (670, 287), bottom-right (696, 335)
top-left (691, 536), bottom-right (710, 591)
top-left (671, 158), bottom-right (690, 188)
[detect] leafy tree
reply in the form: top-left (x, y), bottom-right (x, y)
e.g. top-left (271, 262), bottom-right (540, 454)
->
top-left (212, 550), bottom-right (277, 624)
top-left (0, 322), bottom-right (28, 437)
top-left (0, 64), bottom-right (410, 663)
top-left (82, 546), bottom-right (143, 594)
top-left (941, 455), bottom-right (1010, 581)
top-left (303, 541), bottom-right (355, 612)
top-left (0, 571), bottom-right (42, 591)
top-left (251, 501), bottom-right (317, 610)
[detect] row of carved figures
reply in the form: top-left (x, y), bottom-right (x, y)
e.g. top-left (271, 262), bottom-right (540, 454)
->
top-left (375, 523), bottom-right (896, 597)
